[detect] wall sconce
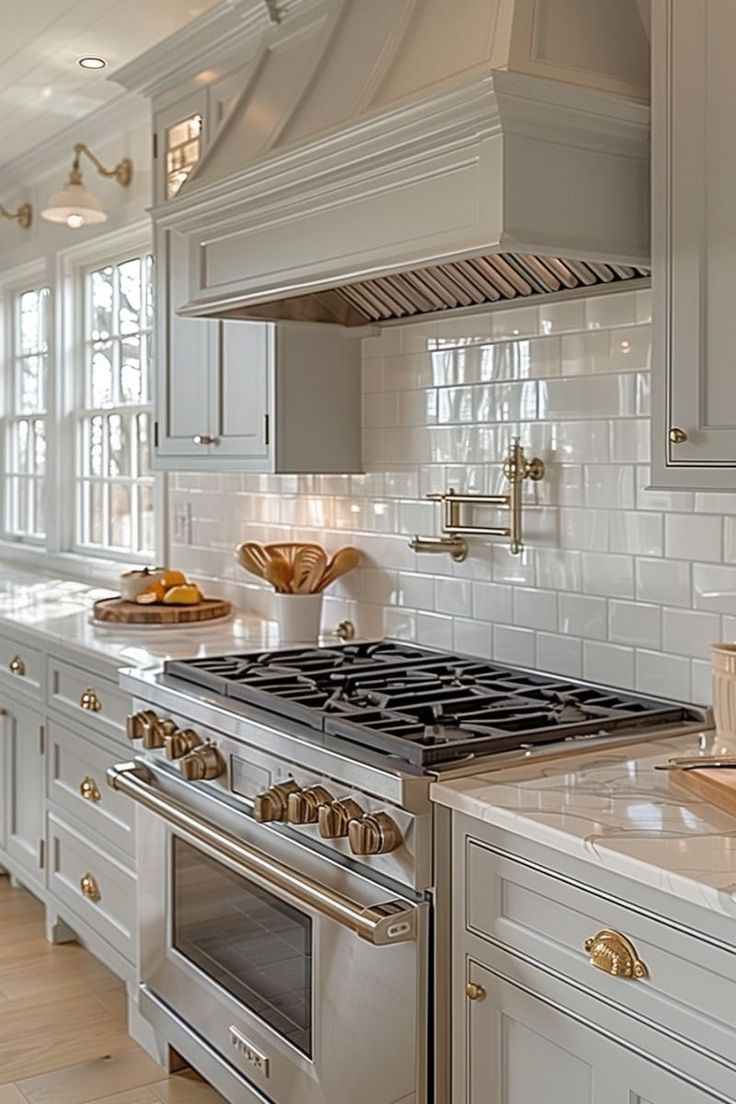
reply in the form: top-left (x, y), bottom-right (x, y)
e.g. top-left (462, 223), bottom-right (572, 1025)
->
top-left (42, 143), bottom-right (133, 229)
top-left (0, 202), bottom-right (32, 230)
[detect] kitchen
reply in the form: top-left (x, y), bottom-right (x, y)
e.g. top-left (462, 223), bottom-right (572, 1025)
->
top-left (0, 1), bottom-right (734, 1102)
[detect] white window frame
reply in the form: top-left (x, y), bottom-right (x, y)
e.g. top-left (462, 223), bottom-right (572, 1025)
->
top-left (56, 222), bottom-right (165, 567)
top-left (0, 260), bottom-right (52, 547)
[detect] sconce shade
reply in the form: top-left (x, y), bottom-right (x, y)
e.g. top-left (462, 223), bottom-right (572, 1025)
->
top-left (41, 180), bottom-right (107, 227)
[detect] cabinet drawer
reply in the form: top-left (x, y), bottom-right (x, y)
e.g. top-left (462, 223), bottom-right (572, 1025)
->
top-left (0, 633), bottom-right (43, 697)
top-left (463, 834), bottom-right (736, 1077)
top-left (47, 812), bottom-right (136, 963)
top-left (47, 720), bottom-right (134, 859)
top-left (47, 658), bottom-right (129, 744)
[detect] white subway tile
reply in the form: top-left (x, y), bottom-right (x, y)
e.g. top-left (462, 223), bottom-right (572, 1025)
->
top-left (539, 375), bottom-right (636, 420)
top-left (560, 331), bottom-right (610, 375)
top-left (582, 553), bottom-right (634, 598)
top-left (435, 577), bottom-right (472, 617)
top-left (636, 466), bottom-right (694, 512)
top-left (691, 660), bottom-right (713, 707)
top-left (472, 581), bottom-right (513, 622)
top-left (609, 419), bottom-right (650, 463)
top-left (549, 421), bottom-right (611, 463)
top-left (608, 511), bottom-right (663, 556)
top-left (636, 557), bottom-right (691, 607)
top-left (636, 650), bottom-right (692, 701)
top-left (635, 288), bottom-right (652, 324)
top-left (491, 305), bottom-right (540, 339)
top-left (397, 572), bottom-right (435, 610)
top-left (398, 389), bottom-right (437, 425)
top-left (513, 587), bottom-right (558, 631)
top-left (474, 381), bottom-right (537, 422)
top-left (437, 386), bottom-right (474, 424)
top-left (492, 546), bottom-right (536, 586)
top-left (539, 299), bottom-right (585, 334)
top-left (558, 508), bottom-right (608, 552)
top-left (363, 392), bottom-right (398, 428)
top-left (665, 514), bottom-right (722, 563)
top-left (559, 593), bottom-right (607, 639)
top-left (583, 465), bottom-right (635, 509)
top-left (537, 633), bottom-right (582, 677)
top-left (722, 516), bottom-right (736, 562)
top-left (608, 326), bottom-right (651, 372)
top-left (583, 641), bottom-right (635, 689)
top-left (662, 608), bottom-right (720, 660)
top-left (693, 563), bottom-right (736, 616)
top-left (522, 337), bottom-right (562, 379)
top-left (536, 549), bottom-right (582, 591)
top-left (453, 618), bottom-right (493, 658)
top-left (493, 624), bottom-right (536, 667)
top-left (416, 612), bottom-right (454, 650)
top-left (585, 292), bottom-right (639, 330)
top-left (609, 600), bottom-right (661, 649)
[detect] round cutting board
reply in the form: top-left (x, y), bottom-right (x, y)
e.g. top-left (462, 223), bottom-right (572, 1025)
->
top-left (92, 596), bottom-right (231, 626)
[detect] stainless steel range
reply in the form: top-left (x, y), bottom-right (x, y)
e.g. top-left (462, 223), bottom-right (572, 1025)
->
top-left (110, 642), bottom-right (709, 1104)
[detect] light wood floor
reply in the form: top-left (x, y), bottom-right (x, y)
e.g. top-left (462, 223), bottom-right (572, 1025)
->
top-left (0, 875), bottom-right (225, 1104)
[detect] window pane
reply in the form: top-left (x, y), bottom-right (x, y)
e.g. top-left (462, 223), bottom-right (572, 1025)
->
top-left (91, 344), bottom-right (114, 406)
top-left (15, 420), bottom-right (29, 471)
top-left (91, 267), bottom-right (114, 341)
top-left (110, 483), bottom-right (131, 548)
top-left (84, 481), bottom-right (104, 545)
top-left (20, 291), bottom-right (41, 353)
top-left (33, 420), bottom-right (46, 476)
top-left (118, 257), bottom-right (142, 335)
top-left (107, 413), bottom-right (130, 477)
top-left (120, 336), bottom-right (142, 403)
top-left (138, 483), bottom-right (154, 555)
top-left (136, 412), bottom-right (151, 475)
top-left (84, 415), bottom-right (104, 477)
top-left (18, 356), bottom-right (43, 412)
top-left (32, 479), bottom-right (45, 537)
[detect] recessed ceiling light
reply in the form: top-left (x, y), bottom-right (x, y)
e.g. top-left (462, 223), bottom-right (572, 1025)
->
top-left (77, 56), bottom-right (107, 70)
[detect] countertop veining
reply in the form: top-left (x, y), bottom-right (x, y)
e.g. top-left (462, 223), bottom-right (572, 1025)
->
top-left (431, 731), bottom-right (736, 919)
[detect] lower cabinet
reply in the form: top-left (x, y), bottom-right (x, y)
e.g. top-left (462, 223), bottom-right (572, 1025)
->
top-left (3, 699), bottom-right (44, 891)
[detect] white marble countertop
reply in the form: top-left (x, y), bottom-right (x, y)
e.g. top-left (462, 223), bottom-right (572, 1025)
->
top-left (431, 731), bottom-right (736, 919)
top-left (0, 564), bottom-right (278, 671)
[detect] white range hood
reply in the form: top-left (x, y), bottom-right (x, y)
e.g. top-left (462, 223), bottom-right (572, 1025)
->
top-left (151, 0), bottom-right (651, 326)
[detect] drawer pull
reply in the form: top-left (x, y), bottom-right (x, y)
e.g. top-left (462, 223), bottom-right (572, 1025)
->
top-left (584, 929), bottom-right (647, 980)
top-left (466, 981), bottom-right (486, 1002)
top-left (9, 655), bottom-right (25, 676)
top-left (80, 688), bottom-right (102, 712)
top-left (79, 776), bottom-right (101, 803)
top-left (80, 873), bottom-right (101, 903)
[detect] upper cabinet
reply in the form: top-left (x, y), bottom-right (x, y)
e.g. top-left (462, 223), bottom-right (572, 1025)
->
top-left (150, 71), bottom-right (362, 474)
top-left (652, 0), bottom-right (736, 489)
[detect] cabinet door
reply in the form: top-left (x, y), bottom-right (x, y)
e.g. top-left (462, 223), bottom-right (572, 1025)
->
top-left (212, 321), bottom-right (271, 461)
top-left (464, 961), bottom-right (716, 1104)
top-left (652, 0), bottom-right (736, 487)
top-left (0, 709), bottom-right (6, 856)
top-left (5, 701), bottom-right (44, 881)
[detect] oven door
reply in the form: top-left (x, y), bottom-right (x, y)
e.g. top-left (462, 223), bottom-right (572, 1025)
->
top-left (110, 761), bottom-right (428, 1104)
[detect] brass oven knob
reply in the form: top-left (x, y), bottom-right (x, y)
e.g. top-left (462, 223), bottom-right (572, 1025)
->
top-left (180, 745), bottom-right (226, 782)
top-left (80, 688), bottom-right (101, 712)
top-left (287, 786), bottom-right (333, 824)
top-left (584, 929), bottom-right (648, 979)
top-left (318, 797), bottom-right (364, 839)
top-left (79, 776), bottom-right (101, 803)
top-left (348, 812), bottom-right (403, 856)
top-left (253, 780), bottom-right (301, 823)
top-left (80, 873), bottom-right (101, 903)
top-left (141, 715), bottom-right (178, 750)
top-left (164, 728), bottom-right (202, 760)
top-left (126, 709), bottom-right (156, 741)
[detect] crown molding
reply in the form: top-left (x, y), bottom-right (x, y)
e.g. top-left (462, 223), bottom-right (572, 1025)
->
top-left (0, 91), bottom-right (148, 195)
top-left (110, 0), bottom-right (312, 100)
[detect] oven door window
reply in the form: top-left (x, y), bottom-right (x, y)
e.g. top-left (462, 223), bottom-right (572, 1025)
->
top-left (172, 837), bottom-right (313, 1056)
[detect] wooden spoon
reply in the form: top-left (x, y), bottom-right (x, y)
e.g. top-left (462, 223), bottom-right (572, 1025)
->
top-left (292, 547), bottom-right (327, 594)
top-left (264, 557), bottom-right (292, 594)
top-left (235, 541), bottom-right (270, 580)
top-left (315, 547), bottom-right (360, 592)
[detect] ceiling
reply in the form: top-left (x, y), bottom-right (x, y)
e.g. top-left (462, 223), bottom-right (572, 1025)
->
top-left (0, 0), bottom-right (221, 169)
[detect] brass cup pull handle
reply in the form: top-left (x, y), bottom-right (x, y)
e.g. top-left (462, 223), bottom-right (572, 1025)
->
top-left (80, 688), bottom-right (102, 712)
top-left (584, 929), bottom-right (648, 979)
top-left (466, 981), bottom-right (486, 1001)
top-left (79, 776), bottom-right (101, 803)
top-left (9, 655), bottom-right (25, 676)
top-left (80, 873), bottom-right (101, 903)
top-left (669, 427), bottom-right (688, 444)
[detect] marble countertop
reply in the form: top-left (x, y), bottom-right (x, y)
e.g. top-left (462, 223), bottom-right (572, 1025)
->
top-left (432, 731), bottom-right (736, 919)
top-left (0, 565), bottom-right (278, 671)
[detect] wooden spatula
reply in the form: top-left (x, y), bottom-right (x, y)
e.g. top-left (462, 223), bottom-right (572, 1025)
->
top-left (315, 547), bottom-right (360, 592)
top-left (235, 541), bottom-right (270, 579)
top-left (293, 547), bottom-right (327, 594)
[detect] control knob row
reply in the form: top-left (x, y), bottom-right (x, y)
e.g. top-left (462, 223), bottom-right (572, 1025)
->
top-left (253, 781), bottom-right (402, 855)
top-left (126, 711), bottom-right (225, 781)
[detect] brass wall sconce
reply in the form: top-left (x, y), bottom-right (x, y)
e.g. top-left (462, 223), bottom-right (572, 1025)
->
top-left (409, 439), bottom-right (545, 559)
top-left (0, 202), bottom-right (32, 230)
top-left (42, 143), bottom-right (133, 228)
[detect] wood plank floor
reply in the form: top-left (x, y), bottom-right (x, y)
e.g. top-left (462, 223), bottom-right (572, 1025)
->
top-left (0, 876), bottom-right (226, 1104)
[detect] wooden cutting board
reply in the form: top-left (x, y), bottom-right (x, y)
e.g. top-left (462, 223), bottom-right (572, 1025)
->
top-left (669, 767), bottom-right (736, 817)
top-left (93, 596), bottom-right (231, 626)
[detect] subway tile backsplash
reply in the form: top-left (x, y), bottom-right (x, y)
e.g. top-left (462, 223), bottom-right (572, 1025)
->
top-left (171, 287), bottom-right (730, 705)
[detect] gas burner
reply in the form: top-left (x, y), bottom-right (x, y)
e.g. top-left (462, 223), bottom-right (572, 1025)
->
top-left (164, 642), bottom-right (703, 768)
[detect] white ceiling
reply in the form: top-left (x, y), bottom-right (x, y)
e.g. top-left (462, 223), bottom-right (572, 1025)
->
top-left (0, 0), bottom-right (221, 168)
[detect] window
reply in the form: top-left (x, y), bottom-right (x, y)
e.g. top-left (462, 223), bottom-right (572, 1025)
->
top-left (75, 252), bottom-right (155, 557)
top-left (165, 113), bottom-right (202, 199)
top-left (3, 286), bottom-right (50, 541)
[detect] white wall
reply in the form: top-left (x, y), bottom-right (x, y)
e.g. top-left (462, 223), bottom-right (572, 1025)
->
top-left (171, 286), bottom-right (729, 706)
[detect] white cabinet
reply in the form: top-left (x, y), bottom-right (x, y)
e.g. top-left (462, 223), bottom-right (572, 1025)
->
top-left (652, 0), bottom-right (736, 488)
top-left (4, 699), bottom-right (45, 891)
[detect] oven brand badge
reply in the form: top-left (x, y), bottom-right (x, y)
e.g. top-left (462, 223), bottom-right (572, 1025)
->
top-left (229, 1026), bottom-right (271, 1078)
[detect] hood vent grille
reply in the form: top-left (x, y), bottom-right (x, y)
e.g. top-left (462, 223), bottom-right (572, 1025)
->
top-left (333, 253), bottom-right (650, 324)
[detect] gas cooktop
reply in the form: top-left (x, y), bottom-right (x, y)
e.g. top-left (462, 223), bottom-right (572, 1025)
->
top-left (164, 642), bottom-right (705, 768)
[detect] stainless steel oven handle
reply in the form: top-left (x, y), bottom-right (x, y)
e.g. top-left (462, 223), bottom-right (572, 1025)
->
top-left (107, 762), bottom-right (419, 946)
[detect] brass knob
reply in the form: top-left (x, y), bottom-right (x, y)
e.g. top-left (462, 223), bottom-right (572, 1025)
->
top-left (584, 929), bottom-right (648, 979)
top-left (80, 873), bottom-right (101, 902)
top-left (334, 620), bottom-right (356, 642)
top-left (348, 812), bottom-right (403, 856)
top-left (164, 728), bottom-right (202, 760)
top-left (466, 981), bottom-right (486, 1002)
top-left (9, 655), bottom-right (25, 676)
top-left (669, 427), bottom-right (688, 444)
top-left (79, 776), bottom-right (101, 803)
top-left (287, 786), bottom-right (333, 824)
top-left (253, 780), bottom-right (301, 823)
top-left (193, 434), bottom-right (217, 445)
top-left (179, 745), bottom-right (225, 782)
top-left (141, 715), bottom-right (178, 750)
top-left (80, 688), bottom-right (101, 712)
top-left (126, 709), bottom-right (156, 741)
top-left (318, 797), bottom-right (364, 839)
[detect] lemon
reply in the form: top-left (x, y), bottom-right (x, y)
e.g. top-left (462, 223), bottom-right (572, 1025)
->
top-left (162, 584), bottom-right (202, 605)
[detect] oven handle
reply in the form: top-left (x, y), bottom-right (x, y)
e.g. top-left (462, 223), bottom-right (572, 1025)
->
top-left (108, 762), bottom-right (419, 946)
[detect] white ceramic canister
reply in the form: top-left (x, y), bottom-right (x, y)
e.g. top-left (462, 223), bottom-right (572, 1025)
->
top-left (712, 643), bottom-right (736, 738)
top-left (273, 593), bottom-right (324, 644)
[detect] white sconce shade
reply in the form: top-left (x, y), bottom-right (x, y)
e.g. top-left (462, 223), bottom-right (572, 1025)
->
top-left (42, 180), bottom-right (107, 228)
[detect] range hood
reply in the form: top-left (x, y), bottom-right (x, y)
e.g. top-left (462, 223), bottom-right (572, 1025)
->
top-left (153, 0), bottom-right (651, 326)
